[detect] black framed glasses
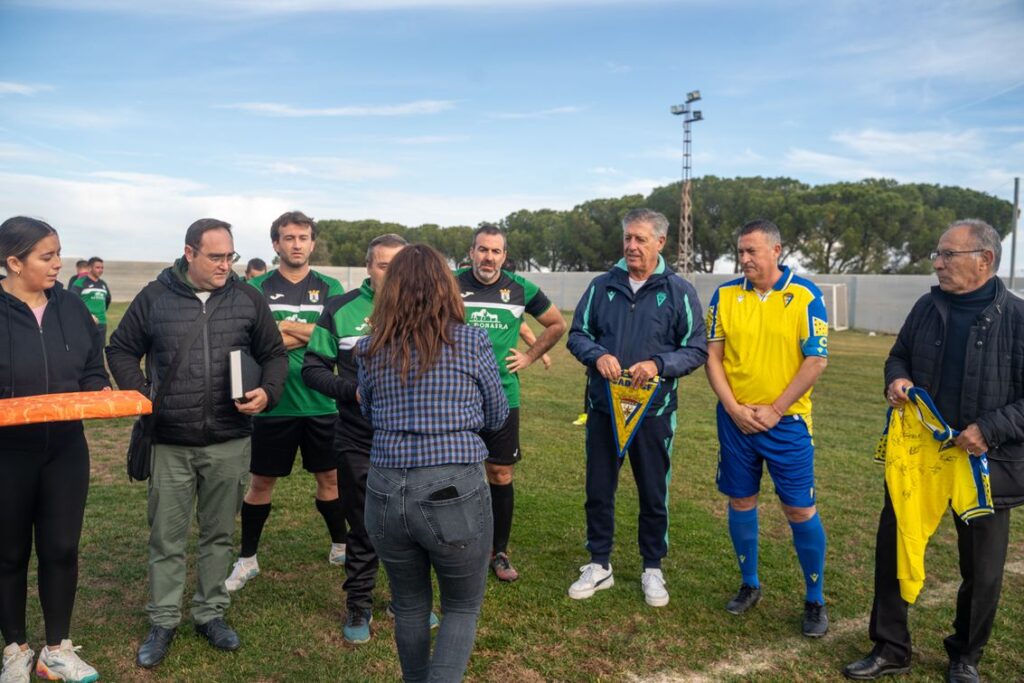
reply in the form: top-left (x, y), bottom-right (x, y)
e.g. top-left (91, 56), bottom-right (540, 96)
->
top-left (193, 249), bottom-right (241, 265)
top-left (929, 249), bottom-right (984, 262)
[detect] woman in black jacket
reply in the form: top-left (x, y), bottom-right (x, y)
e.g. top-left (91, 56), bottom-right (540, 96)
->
top-left (0, 217), bottom-right (109, 683)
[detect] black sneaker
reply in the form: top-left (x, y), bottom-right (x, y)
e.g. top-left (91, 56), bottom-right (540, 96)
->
top-left (947, 661), bottom-right (980, 683)
top-left (802, 601), bottom-right (829, 637)
top-left (136, 625), bottom-right (176, 669)
top-left (725, 584), bottom-right (762, 615)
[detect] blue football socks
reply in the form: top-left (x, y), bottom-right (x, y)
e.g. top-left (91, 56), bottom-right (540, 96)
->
top-left (728, 506), bottom-right (760, 588)
top-left (789, 513), bottom-right (826, 604)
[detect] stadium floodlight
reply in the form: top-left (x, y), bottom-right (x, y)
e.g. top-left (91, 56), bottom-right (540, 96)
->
top-left (670, 90), bottom-right (704, 275)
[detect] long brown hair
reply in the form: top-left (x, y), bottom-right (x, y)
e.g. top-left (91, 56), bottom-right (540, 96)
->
top-left (363, 244), bottom-right (465, 382)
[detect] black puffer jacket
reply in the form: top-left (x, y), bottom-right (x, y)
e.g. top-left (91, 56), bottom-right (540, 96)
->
top-left (0, 278), bottom-right (110, 450)
top-left (106, 262), bottom-right (288, 447)
top-left (885, 276), bottom-right (1024, 508)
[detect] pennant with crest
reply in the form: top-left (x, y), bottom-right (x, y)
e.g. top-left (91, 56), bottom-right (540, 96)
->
top-left (606, 371), bottom-right (661, 458)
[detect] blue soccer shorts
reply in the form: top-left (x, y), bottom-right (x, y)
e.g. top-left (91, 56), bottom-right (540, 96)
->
top-left (715, 402), bottom-right (817, 507)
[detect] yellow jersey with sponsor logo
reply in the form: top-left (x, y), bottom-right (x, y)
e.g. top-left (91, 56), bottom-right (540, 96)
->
top-left (706, 266), bottom-right (828, 416)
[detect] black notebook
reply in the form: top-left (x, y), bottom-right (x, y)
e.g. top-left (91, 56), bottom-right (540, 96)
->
top-left (229, 349), bottom-right (262, 400)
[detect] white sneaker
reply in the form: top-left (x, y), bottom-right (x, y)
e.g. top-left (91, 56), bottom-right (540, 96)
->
top-left (329, 543), bottom-right (346, 566)
top-left (568, 563), bottom-right (614, 600)
top-left (35, 640), bottom-right (98, 683)
top-left (642, 568), bottom-right (669, 607)
top-left (1, 643), bottom-right (34, 683)
top-left (224, 555), bottom-right (260, 593)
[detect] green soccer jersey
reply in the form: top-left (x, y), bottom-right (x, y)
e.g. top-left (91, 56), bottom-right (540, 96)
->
top-left (456, 268), bottom-right (553, 408)
top-left (70, 276), bottom-right (111, 325)
top-left (249, 268), bottom-right (344, 417)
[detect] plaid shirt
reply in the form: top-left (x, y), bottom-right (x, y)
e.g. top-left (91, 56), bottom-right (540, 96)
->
top-left (356, 324), bottom-right (509, 468)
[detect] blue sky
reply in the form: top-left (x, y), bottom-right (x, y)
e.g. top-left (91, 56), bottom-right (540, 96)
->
top-left (1, 0), bottom-right (1022, 269)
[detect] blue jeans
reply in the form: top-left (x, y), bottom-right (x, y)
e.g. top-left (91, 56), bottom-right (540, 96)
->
top-left (365, 462), bottom-right (492, 683)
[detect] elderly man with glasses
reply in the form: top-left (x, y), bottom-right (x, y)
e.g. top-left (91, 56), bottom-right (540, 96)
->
top-left (107, 218), bottom-right (288, 669)
top-left (844, 219), bottom-right (1024, 683)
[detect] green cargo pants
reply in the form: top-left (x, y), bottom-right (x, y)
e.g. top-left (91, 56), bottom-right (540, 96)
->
top-left (146, 438), bottom-right (250, 628)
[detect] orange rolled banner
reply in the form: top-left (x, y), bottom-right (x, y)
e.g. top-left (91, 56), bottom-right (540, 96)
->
top-left (0, 390), bottom-right (153, 427)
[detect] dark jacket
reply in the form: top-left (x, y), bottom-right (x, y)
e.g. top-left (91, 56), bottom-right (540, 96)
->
top-left (106, 262), bottom-right (288, 447)
top-left (885, 276), bottom-right (1024, 508)
top-left (0, 277), bottom-right (110, 449)
top-left (567, 256), bottom-right (708, 415)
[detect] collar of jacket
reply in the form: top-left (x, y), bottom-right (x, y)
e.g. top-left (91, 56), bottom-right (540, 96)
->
top-left (929, 275), bottom-right (1006, 322)
top-left (360, 278), bottom-right (375, 300)
top-left (611, 254), bottom-right (669, 283)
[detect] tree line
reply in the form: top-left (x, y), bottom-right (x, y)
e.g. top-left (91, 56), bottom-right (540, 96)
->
top-left (310, 177), bottom-right (1014, 274)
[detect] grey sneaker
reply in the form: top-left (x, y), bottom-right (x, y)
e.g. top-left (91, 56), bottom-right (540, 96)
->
top-left (35, 640), bottom-right (99, 683)
top-left (1, 644), bottom-right (34, 683)
top-left (802, 601), bottom-right (829, 638)
top-left (725, 583), bottom-right (762, 615)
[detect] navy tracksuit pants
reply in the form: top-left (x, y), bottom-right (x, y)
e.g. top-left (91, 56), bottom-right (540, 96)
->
top-left (585, 408), bottom-right (675, 569)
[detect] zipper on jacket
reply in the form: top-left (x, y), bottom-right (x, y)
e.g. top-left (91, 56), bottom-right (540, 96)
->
top-left (39, 324), bottom-right (51, 452)
top-left (201, 298), bottom-right (213, 442)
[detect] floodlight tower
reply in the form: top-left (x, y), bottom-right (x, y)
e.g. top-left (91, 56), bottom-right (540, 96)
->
top-left (670, 90), bottom-right (703, 275)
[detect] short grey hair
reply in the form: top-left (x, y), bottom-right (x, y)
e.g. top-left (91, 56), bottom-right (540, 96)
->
top-left (737, 218), bottom-right (781, 247)
top-left (622, 208), bottom-right (669, 239)
top-left (949, 218), bottom-right (1001, 272)
top-left (365, 233), bottom-right (408, 265)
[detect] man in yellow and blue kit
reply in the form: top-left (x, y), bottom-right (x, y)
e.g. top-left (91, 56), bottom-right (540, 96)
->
top-left (705, 218), bottom-right (830, 637)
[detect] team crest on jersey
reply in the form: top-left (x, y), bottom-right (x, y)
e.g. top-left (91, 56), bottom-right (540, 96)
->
top-left (468, 308), bottom-right (508, 330)
top-left (783, 293), bottom-right (794, 307)
top-left (308, 289), bottom-right (320, 304)
top-left (656, 292), bottom-right (667, 307)
top-left (812, 317), bottom-right (828, 337)
top-left (737, 295), bottom-right (745, 303)
top-left (500, 288), bottom-right (511, 303)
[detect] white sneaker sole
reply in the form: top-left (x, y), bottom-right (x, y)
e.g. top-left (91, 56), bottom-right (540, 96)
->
top-left (568, 574), bottom-right (614, 600)
top-left (225, 570), bottom-right (258, 593)
top-left (644, 592), bottom-right (669, 607)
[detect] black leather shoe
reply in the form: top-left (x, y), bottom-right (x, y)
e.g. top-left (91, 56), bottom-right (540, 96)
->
top-left (947, 661), bottom-right (979, 683)
top-left (725, 584), bottom-right (761, 615)
top-left (802, 601), bottom-right (829, 638)
top-left (843, 653), bottom-right (911, 680)
top-left (136, 625), bottom-right (176, 669)
top-left (195, 617), bottom-right (241, 651)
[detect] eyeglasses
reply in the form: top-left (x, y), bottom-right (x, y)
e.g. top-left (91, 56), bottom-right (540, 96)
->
top-left (929, 249), bottom-right (984, 262)
top-left (191, 249), bottom-right (241, 265)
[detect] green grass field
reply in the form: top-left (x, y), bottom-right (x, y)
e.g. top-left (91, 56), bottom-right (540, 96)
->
top-left (24, 304), bottom-right (1024, 682)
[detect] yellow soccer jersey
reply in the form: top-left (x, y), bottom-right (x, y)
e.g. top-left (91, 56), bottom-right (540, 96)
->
top-left (880, 388), bottom-right (993, 604)
top-left (706, 266), bottom-right (828, 416)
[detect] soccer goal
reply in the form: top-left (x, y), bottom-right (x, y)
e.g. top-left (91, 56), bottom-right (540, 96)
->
top-left (817, 283), bottom-right (850, 331)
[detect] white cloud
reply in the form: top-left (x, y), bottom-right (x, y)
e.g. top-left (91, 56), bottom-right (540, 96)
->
top-left (30, 107), bottom-right (138, 129)
top-left (490, 105), bottom-right (585, 120)
top-left (389, 135), bottom-right (464, 145)
top-left (218, 100), bottom-right (456, 117)
top-left (20, 0), bottom-right (662, 14)
top-left (606, 61), bottom-right (632, 74)
top-left (831, 128), bottom-right (982, 162)
top-left (588, 166), bottom-right (621, 175)
top-left (240, 156), bottom-right (401, 181)
top-left (783, 148), bottom-right (889, 181)
top-left (0, 81), bottom-right (52, 96)
top-left (589, 177), bottom-right (676, 197)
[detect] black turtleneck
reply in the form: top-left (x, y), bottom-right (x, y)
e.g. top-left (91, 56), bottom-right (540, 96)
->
top-left (936, 276), bottom-right (998, 428)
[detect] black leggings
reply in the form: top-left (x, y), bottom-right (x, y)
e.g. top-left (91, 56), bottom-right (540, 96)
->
top-left (0, 425), bottom-right (90, 645)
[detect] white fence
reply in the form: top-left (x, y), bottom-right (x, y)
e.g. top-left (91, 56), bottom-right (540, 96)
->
top-left (88, 260), bottom-right (976, 335)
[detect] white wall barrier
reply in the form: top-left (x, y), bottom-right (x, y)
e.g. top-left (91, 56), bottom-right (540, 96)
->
top-left (89, 260), bottom-right (1001, 335)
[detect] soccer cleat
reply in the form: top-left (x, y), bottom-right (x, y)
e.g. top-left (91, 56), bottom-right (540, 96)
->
top-left (385, 604), bottom-right (440, 629)
top-left (342, 609), bottom-right (373, 644)
top-left (490, 552), bottom-right (519, 582)
top-left (572, 413), bottom-right (588, 426)
top-left (224, 556), bottom-right (259, 593)
top-left (802, 601), bottom-right (829, 638)
top-left (568, 563), bottom-right (614, 600)
top-left (35, 640), bottom-right (98, 683)
top-left (641, 568), bottom-right (669, 607)
top-left (725, 583), bottom-right (762, 615)
top-left (1, 643), bottom-right (34, 683)
top-left (329, 543), bottom-right (347, 566)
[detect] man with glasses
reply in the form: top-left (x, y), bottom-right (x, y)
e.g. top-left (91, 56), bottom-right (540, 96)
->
top-left (107, 218), bottom-right (288, 669)
top-left (225, 211), bottom-right (346, 594)
top-left (844, 219), bottom-right (1024, 683)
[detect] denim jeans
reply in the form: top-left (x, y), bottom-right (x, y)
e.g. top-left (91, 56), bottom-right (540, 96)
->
top-left (365, 462), bottom-right (492, 683)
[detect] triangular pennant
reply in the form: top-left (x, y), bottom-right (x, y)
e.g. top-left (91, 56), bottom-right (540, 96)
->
top-left (606, 371), bottom-right (661, 458)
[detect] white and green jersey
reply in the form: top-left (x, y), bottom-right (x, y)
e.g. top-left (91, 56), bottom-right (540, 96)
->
top-left (70, 276), bottom-right (111, 325)
top-left (249, 268), bottom-right (344, 417)
top-left (455, 268), bottom-right (553, 408)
